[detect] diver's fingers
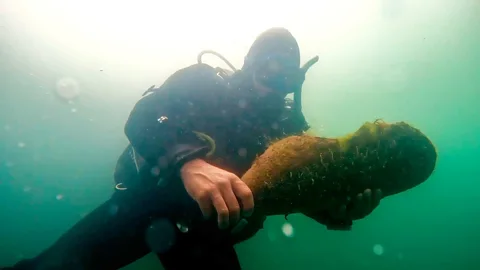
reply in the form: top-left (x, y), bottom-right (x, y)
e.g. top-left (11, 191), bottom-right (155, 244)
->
top-left (373, 189), bottom-right (382, 208)
top-left (363, 189), bottom-right (372, 211)
top-left (210, 189), bottom-right (230, 229)
top-left (231, 179), bottom-right (254, 218)
top-left (330, 204), bottom-right (347, 219)
top-left (347, 192), bottom-right (364, 218)
top-left (339, 204), bottom-right (347, 218)
top-left (197, 193), bottom-right (214, 219)
top-left (221, 183), bottom-right (241, 227)
top-left (355, 192), bottom-right (364, 211)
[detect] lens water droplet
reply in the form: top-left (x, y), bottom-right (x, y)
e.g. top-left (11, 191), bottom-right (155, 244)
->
top-left (108, 204), bottom-right (119, 216)
top-left (281, 222), bottom-right (294, 237)
top-left (373, 244), bottom-right (384, 256)
top-left (56, 77), bottom-right (80, 101)
top-left (146, 219), bottom-right (176, 254)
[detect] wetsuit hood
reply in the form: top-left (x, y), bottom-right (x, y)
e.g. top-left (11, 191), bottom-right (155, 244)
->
top-left (242, 27), bottom-right (301, 71)
top-left (241, 28), bottom-right (303, 94)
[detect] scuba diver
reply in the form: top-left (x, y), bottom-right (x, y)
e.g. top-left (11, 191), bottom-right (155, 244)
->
top-left (2, 27), bottom-right (382, 270)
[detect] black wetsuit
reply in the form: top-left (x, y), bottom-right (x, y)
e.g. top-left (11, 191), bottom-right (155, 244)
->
top-left (4, 63), bottom-right (344, 270)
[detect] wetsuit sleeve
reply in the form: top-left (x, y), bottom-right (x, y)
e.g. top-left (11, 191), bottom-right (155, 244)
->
top-left (113, 145), bottom-right (140, 185)
top-left (124, 64), bottom-right (222, 178)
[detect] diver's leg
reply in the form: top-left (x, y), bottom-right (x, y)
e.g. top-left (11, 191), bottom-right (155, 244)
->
top-left (157, 231), bottom-right (241, 270)
top-left (157, 244), bottom-right (241, 270)
top-left (8, 189), bottom-right (159, 270)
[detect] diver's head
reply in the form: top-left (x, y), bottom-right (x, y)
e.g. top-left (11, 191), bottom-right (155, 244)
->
top-left (242, 27), bottom-right (304, 97)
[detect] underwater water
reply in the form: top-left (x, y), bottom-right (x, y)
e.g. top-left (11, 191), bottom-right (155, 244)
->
top-left (0, 0), bottom-right (479, 269)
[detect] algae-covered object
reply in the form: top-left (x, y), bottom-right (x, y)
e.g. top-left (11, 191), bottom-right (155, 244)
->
top-left (241, 120), bottom-right (437, 218)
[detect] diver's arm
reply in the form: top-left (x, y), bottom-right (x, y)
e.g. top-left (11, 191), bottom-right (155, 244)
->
top-left (124, 91), bottom-right (209, 177)
top-left (124, 64), bottom-right (222, 178)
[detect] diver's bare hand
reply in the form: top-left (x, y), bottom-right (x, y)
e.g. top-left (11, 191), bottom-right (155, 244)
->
top-left (180, 159), bottom-right (254, 229)
top-left (334, 189), bottom-right (383, 220)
